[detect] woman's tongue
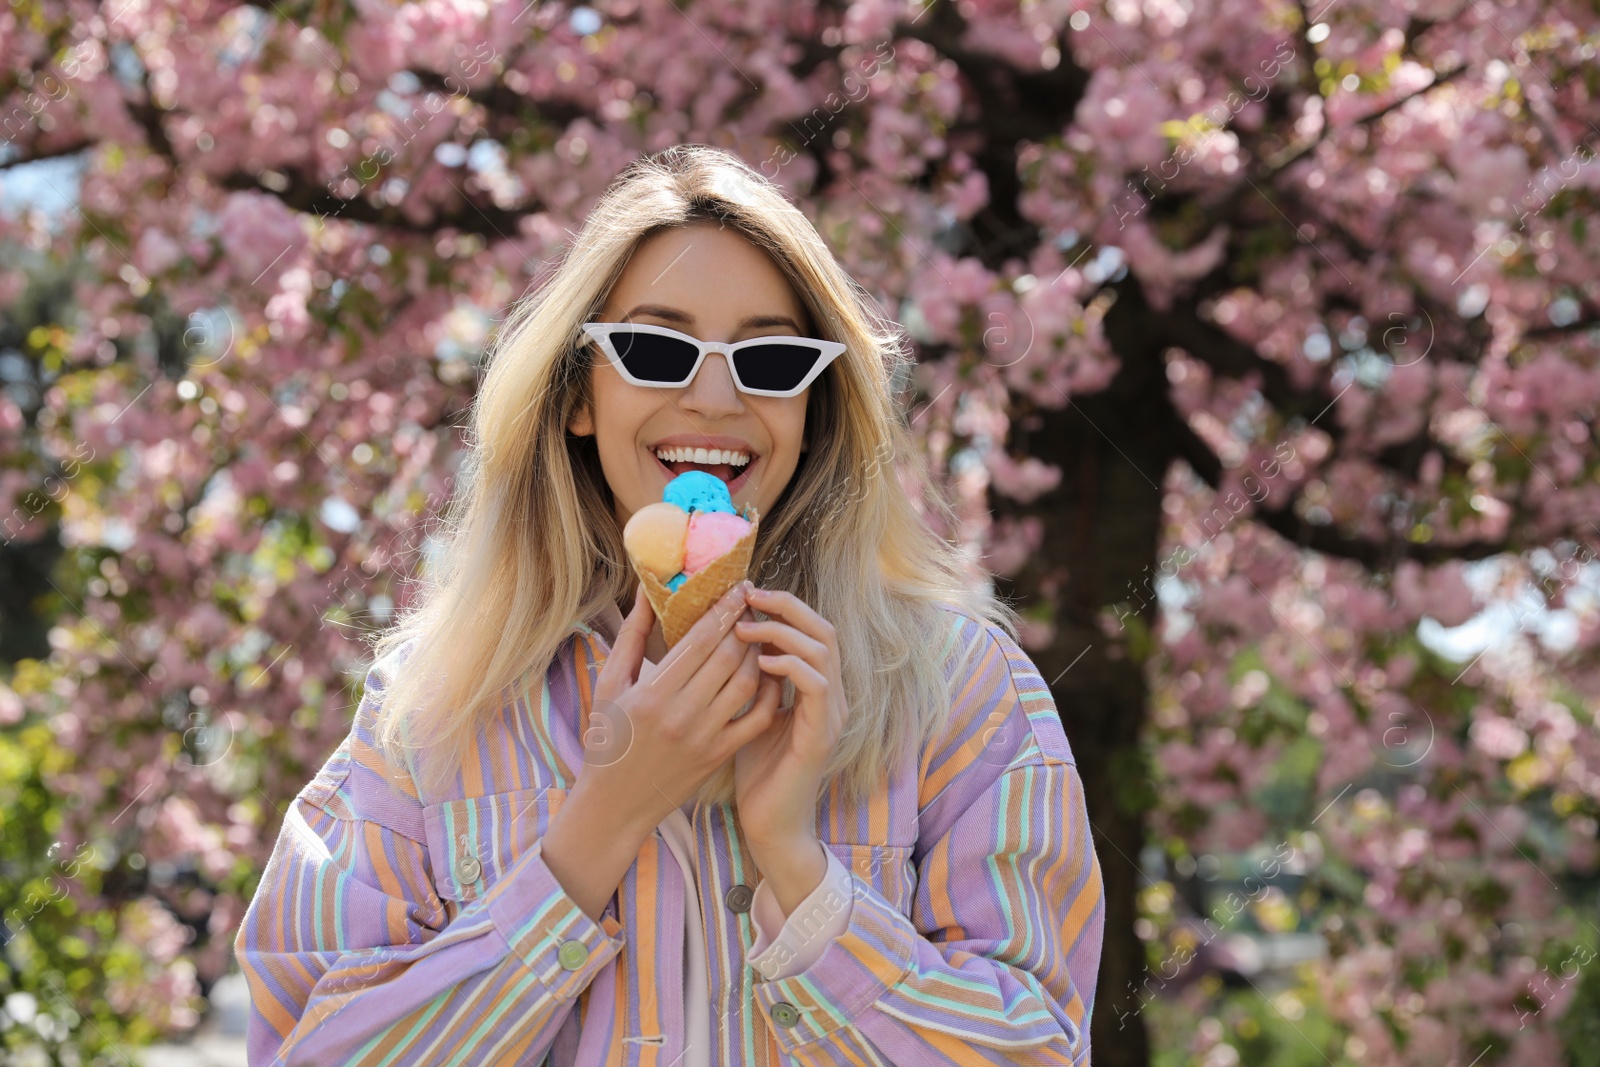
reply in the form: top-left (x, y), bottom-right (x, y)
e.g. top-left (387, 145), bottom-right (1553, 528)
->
top-left (664, 457), bottom-right (738, 483)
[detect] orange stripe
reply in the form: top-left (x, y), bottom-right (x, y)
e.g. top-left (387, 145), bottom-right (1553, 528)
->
top-left (1033, 768), bottom-right (1079, 990)
top-left (607, 924), bottom-right (628, 1067)
top-left (924, 834), bottom-right (956, 929)
top-left (362, 823), bottom-right (407, 908)
top-left (462, 717), bottom-right (487, 800)
top-left (920, 643), bottom-right (1011, 805)
top-left (276, 944), bottom-right (325, 1007)
top-left (867, 778), bottom-right (889, 844)
top-left (819, 1031), bottom-right (879, 1067)
top-left (1061, 852), bottom-right (1103, 952)
top-left (629, 837), bottom-right (664, 1053)
top-left (576, 635), bottom-right (598, 786)
top-left (245, 960), bottom-right (304, 1038)
top-left (837, 922), bottom-right (914, 987)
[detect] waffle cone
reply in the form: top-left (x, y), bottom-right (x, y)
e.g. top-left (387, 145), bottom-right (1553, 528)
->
top-left (632, 510), bottom-right (759, 648)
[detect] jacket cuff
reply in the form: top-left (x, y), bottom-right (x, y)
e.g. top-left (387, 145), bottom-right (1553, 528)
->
top-left (752, 865), bottom-right (917, 1048)
top-left (748, 843), bottom-right (854, 980)
top-left (483, 838), bottom-right (626, 1001)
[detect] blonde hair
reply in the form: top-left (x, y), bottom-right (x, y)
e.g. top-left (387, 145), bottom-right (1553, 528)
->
top-left (371, 144), bottom-right (1020, 806)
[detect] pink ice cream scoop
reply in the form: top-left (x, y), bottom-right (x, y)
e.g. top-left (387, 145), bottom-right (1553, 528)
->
top-left (684, 511), bottom-right (752, 574)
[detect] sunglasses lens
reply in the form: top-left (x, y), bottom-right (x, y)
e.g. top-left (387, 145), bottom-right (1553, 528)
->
top-left (608, 329), bottom-right (700, 384)
top-left (731, 343), bottom-right (826, 394)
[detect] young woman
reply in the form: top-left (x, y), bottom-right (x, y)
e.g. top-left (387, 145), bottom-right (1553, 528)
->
top-left (237, 145), bottom-right (1105, 1066)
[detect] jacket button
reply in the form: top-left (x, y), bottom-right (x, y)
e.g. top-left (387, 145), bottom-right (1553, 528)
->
top-left (557, 940), bottom-right (590, 970)
top-left (724, 884), bottom-right (754, 913)
top-left (456, 854), bottom-right (482, 884)
top-left (770, 1002), bottom-right (801, 1028)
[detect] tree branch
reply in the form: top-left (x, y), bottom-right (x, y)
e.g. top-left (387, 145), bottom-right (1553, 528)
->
top-left (406, 69), bottom-right (589, 132)
top-left (1161, 291), bottom-right (1345, 433)
top-left (1260, 65), bottom-right (1468, 178)
top-left (892, 5), bottom-right (1089, 270)
top-left (0, 138), bottom-right (95, 169)
top-left (125, 61), bottom-right (178, 166)
top-left (1170, 412), bottom-right (1225, 489)
top-left (1250, 495), bottom-right (1513, 565)
top-left (1170, 388), bottom-right (1512, 565)
top-left (1524, 302), bottom-right (1600, 339)
top-left (216, 166), bottom-right (534, 239)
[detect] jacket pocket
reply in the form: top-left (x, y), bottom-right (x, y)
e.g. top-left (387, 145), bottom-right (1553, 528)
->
top-left (823, 842), bottom-right (916, 917)
top-left (422, 786), bottom-right (569, 905)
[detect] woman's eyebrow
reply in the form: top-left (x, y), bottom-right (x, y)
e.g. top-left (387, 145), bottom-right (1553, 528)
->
top-left (620, 303), bottom-right (804, 334)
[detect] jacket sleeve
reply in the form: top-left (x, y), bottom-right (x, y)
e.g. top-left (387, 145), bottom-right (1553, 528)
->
top-left (748, 841), bottom-right (856, 980)
top-left (751, 617), bottom-right (1106, 1065)
top-left (234, 652), bottom-right (626, 1066)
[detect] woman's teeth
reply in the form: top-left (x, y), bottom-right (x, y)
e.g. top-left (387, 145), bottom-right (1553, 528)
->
top-left (653, 446), bottom-right (751, 468)
top-left (651, 445), bottom-right (755, 487)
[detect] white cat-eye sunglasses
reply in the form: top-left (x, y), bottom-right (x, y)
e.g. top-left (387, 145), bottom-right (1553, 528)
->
top-left (581, 322), bottom-right (846, 398)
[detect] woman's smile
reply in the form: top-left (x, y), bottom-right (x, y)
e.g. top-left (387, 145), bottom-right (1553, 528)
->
top-left (646, 451), bottom-right (758, 495)
top-left (647, 433), bottom-right (761, 495)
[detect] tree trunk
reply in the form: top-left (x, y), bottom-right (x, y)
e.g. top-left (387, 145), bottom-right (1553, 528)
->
top-left (993, 280), bottom-right (1172, 1067)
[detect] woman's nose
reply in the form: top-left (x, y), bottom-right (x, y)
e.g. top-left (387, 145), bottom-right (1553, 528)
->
top-left (678, 353), bottom-right (744, 418)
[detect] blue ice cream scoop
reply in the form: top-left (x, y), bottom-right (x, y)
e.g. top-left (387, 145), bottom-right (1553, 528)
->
top-left (663, 470), bottom-right (735, 514)
top-left (666, 572), bottom-right (688, 592)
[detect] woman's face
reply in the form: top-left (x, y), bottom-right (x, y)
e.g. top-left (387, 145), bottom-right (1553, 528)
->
top-left (571, 222), bottom-right (815, 527)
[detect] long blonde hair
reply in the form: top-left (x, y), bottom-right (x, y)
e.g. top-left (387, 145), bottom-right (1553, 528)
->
top-left (372, 144), bottom-right (1020, 807)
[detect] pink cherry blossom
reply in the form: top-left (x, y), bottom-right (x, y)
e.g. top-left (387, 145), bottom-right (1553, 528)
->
top-left (3, 0), bottom-right (1599, 1060)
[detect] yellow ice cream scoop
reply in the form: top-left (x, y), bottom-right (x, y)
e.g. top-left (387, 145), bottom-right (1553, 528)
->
top-left (622, 501), bottom-right (689, 581)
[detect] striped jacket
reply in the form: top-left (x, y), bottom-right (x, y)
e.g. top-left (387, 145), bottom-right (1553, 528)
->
top-left (236, 605), bottom-right (1105, 1065)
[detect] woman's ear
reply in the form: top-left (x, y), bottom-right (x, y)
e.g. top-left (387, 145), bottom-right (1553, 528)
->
top-left (569, 401), bottom-right (594, 437)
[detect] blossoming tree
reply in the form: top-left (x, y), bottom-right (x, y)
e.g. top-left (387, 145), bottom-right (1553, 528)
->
top-left (1, 0), bottom-right (1598, 1063)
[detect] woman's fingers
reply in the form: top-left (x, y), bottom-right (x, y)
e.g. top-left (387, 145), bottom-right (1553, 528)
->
top-left (599, 584), bottom-right (654, 695)
top-left (750, 670), bottom-right (782, 714)
top-left (721, 675), bottom-right (785, 752)
top-left (706, 636), bottom-right (762, 724)
top-left (755, 653), bottom-right (827, 697)
top-left (753, 654), bottom-right (841, 759)
top-left (656, 582), bottom-right (751, 686)
top-left (733, 618), bottom-right (827, 674)
top-left (628, 582), bottom-right (653, 624)
top-left (745, 587), bottom-right (837, 651)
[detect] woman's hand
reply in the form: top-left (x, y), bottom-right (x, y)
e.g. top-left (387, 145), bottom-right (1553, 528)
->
top-left (731, 588), bottom-right (848, 851)
top-left (546, 581), bottom-right (783, 921)
top-left (569, 581), bottom-right (784, 843)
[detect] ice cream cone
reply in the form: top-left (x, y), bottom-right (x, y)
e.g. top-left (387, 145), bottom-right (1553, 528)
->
top-left (633, 509), bottom-right (759, 648)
